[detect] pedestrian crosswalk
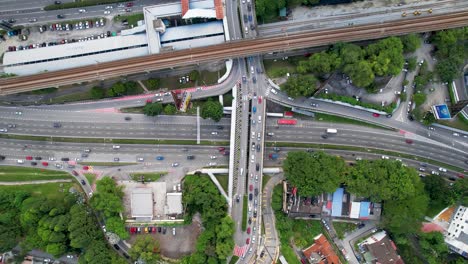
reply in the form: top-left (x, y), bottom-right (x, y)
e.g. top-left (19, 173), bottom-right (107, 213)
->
top-left (233, 245), bottom-right (249, 257)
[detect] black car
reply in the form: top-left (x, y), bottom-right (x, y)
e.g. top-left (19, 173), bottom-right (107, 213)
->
top-left (123, 253), bottom-right (130, 259)
top-left (217, 125), bottom-right (224, 130)
top-left (254, 188), bottom-right (258, 196)
top-left (57, 14), bottom-right (65, 19)
top-left (53, 122), bottom-right (61, 128)
top-left (253, 210), bottom-right (257, 218)
top-left (256, 144), bottom-right (260, 152)
top-left (113, 244), bottom-right (120, 250)
top-left (260, 251), bottom-right (265, 258)
top-left (249, 193), bottom-right (253, 201)
top-left (162, 227), bottom-right (167, 234)
top-left (252, 76), bottom-right (257, 83)
top-left (243, 14), bottom-right (248, 23)
top-left (35, 157), bottom-right (42, 160)
top-left (81, 180), bottom-right (86, 185)
top-left (81, 153), bottom-right (88, 158)
top-left (0, 155), bottom-right (5, 160)
top-left (124, 116), bottom-right (132, 121)
top-left (255, 163), bottom-right (259, 171)
top-left (187, 155), bottom-right (195, 160)
top-left (61, 157), bottom-right (69, 161)
top-left (148, 227), bottom-right (153, 233)
top-left (357, 223), bottom-right (365, 229)
top-left (408, 115), bottom-right (414, 121)
top-left (54, 0), bottom-right (62, 4)
top-left (321, 134), bottom-right (328, 139)
top-left (31, 162), bottom-right (37, 166)
top-left (248, 217), bottom-right (252, 225)
top-left (158, 227), bottom-right (162, 233)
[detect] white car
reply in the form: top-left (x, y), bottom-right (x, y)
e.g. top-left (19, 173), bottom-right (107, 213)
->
top-left (104, 10), bottom-right (111, 14)
top-left (172, 228), bottom-right (176, 235)
top-left (171, 163), bottom-right (179, 167)
top-left (453, 133), bottom-right (460, 136)
top-left (15, 111), bottom-right (22, 115)
top-left (105, 5), bottom-right (113, 9)
top-left (431, 171), bottom-right (440, 175)
top-left (17, 159), bottom-right (24, 164)
top-left (381, 155), bottom-right (389, 160)
top-left (211, 131), bottom-right (218, 135)
top-left (0, 128), bottom-right (7, 133)
top-left (439, 167), bottom-right (447, 172)
top-left (102, 225), bottom-right (106, 232)
top-left (78, 9), bottom-right (86, 13)
top-left (208, 162), bottom-right (217, 166)
top-left (210, 155), bottom-right (217, 159)
top-left (270, 89), bottom-right (278, 95)
top-left (112, 145), bottom-right (120, 149)
top-left (137, 157), bottom-right (144, 162)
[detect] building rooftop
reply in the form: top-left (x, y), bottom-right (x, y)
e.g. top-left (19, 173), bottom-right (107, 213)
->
top-left (166, 192), bottom-right (183, 215)
top-left (160, 21), bottom-right (224, 43)
top-left (303, 234), bottom-right (341, 264)
top-left (131, 188), bottom-right (154, 218)
top-left (362, 231), bottom-right (404, 264)
top-left (331, 188), bottom-right (344, 217)
top-left (445, 206), bottom-right (468, 257)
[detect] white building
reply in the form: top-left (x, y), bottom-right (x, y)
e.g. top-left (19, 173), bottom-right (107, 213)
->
top-left (131, 188), bottom-right (154, 221)
top-left (445, 206), bottom-right (468, 257)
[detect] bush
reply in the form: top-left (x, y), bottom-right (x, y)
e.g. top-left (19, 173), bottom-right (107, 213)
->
top-left (413, 93), bottom-right (427, 106)
top-left (320, 93), bottom-right (396, 113)
top-left (90, 86), bottom-right (105, 99)
top-left (201, 99), bottom-right (223, 122)
top-left (189, 70), bottom-right (200, 82)
top-left (407, 57), bottom-right (417, 72)
top-left (163, 104), bottom-right (177, 115)
top-left (143, 103), bottom-right (163, 116)
top-left (146, 79), bottom-right (159, 90)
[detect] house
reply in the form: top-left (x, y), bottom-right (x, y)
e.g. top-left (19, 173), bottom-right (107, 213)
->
top-left (445, 206), bottom-right (468, 258)
top-left (359, 231), bottom-right (404, 264)
top-left (303, 234), bottom-right (341, 264)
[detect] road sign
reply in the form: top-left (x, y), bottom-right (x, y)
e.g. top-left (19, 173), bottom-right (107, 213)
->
top-left (432, 104), bottom-right (451, 120)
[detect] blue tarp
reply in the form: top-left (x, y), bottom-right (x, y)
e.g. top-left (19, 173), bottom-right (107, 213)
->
top-left (360, 202), bottom-right (370, 218)
top-left (331, 188), bottom-right (344, 217)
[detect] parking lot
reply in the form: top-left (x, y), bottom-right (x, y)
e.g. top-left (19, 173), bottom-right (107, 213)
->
top-left (1, 15), bottom-right (127, 58)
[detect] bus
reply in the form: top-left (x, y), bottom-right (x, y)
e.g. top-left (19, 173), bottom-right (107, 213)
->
top-left (278, 119), bottom-right (297, 125)
top-left (326, 128), bottom-right (338, 134)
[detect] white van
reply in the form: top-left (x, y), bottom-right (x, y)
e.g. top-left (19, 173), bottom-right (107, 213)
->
top-left (270, 89), bottom-right (278, 95)
top-left (17, 159), bottom-right (24, 164)
top-left (251, 66), bottom-right (254, 74)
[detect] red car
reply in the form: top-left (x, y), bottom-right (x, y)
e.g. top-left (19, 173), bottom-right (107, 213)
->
top-left (26, 156), bottom-right (33, 160)
top-left (247, 227), bottom-right (251, 234)
top-left (126, 2), bottom-right (133, 7)
top-left (258, 96), bottom-right (262, 104)
top-left (372, 113), bottom-right (380, 117)
top-left (146, 99), bottom-right (152, 103)
top-left (218, 147), bottom-right (225, 151)
top-left (457, 173), bottom-right (465, 179)
top-left (249, 184), bottom-right (253, 192)
top-left (82, 165), bottom-right (89, 171)
top-left (72, 170), bottom-right (78, 176)
top-left (41, 161), bottom-right (48, 166)
top-left (405, 139), bottom-right (413, 144)
top-left (246, 238), bottom-right (250, 244)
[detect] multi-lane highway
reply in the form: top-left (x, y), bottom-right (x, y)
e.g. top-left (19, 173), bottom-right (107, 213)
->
top-left (1, 11), bottom-right (468, 93)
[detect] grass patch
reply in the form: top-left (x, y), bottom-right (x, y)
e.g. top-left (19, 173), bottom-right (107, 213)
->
top-left (242, 195), bottom-right (247, 231)
top-left (437, 115), bottom-right (468, 131)
top-left (262, 174), bottom-right (271, 190)
top-left (229, 256), bottom-right (239, 264)
top-left (113, 13), bottom-right (144, 27)
top-left (130, 172), bottom-right (166, 182)
top-left (29, 87), bottom-right (58, 95)
top-left (157, 69), bottom-right (226, 91)
top-left (266, 142), bottom-right (466, 172)
top-left (314, 112), bottom-right (390, 130)
top-left (83, 173), bottom-right (96, 186)
top-left (333, 222), bottom-right (357, 239)
top-left (263, 59), bottom-right (297, 78)
top-left (0, 166), bottom-right (71, 182)
top-left (78, 162), bottom-right (136, 166)
top-left (0, 182), bottom-right (75, 200)
top-left (44, 0), bottom-right (127, 10)
top-left (0, 133), bottom-right (229, 146)
top-left (318, 93), bottom-right (396, 114)
top-left (119, 106), bottom-right (144, 113)
top-left (214, 174), bottom-right (229, 194)
top-left (49, 91), bottom-right (95, 104)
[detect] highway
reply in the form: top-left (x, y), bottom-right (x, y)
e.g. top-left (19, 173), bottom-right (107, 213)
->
top-left (1, 11), bottom-right (468, 93)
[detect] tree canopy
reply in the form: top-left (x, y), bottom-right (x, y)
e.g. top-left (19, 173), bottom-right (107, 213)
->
top-left (129, 235), bottom-right (160, 263)
top-left (283, 151), bottom-right (346, 196)
top-left (201, 99), bottom-right (223, 122)
top-left (401, 34), bottom-right (421, 53)
top-left (143, 102), bottom-right (163, 116)
top-left (282, 75), bottom-right (318, 98)
top-left (432, 27), bottom-right (468, 82)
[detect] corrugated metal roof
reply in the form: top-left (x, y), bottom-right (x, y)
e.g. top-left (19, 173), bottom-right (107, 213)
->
top-left (160, 21), bottom-right (223, 42)
top-left (3, 34), bottom-right (148, 66)
top-left (143, 0), bottom-right (214, 18)
top-left (161, 35), bottom-right (224, 50)
top-left (359, 201), bottom-right (370, 218)
top-left (350, 202), bottom-right (361, 219)
top-left (181, 0), bottom-right (189, 16)
top-left (4, 47), bottom-right (149, 75)
top-left (182, 9), bottom-right (217, 19)
top-left (331, 188), bottom-right (344, 217)
top-left (166, 193), bottom-right (183, 214)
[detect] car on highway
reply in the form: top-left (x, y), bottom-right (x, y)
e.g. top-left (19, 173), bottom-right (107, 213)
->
top-left (249, 184), bottom-right (253, 192)
top-left (125, 116), bottom-right (132, 121)
top-left (236, 195), bottom-right (240, 203)
top-left (112, 145), bottom-right (120, 149)
top-left (254, 188), bottom-right (258, 196)
top-left (78, 9), bottom-right (86, 13)
top-left (270, 88), bottom-right (278, 94)
top-left (256, 163), bottom-right (259, 171)
top-left (439, 167), bottom-right (447, 172)
top-left (273, 147), bottom-right (280, 152)
top-left (208, 162), bottom-right (217, 166)
top-left (57, 14), bottom-right (65, 19)
top-left (258, 96), bottom-right (262, 104)
top-left (42, 162), bottom-right (48, 166)
top-left (310, 103), bottom-right (318, 107)
top-left (267, 132), bottom-right (274, 137)
top-left (26, 156), bottom-right (33, 160)
top-left (53, 122), bottom-right (61, 128)
top-left (252, 106), bottom-right (256, 113)
top-left (246, 238), bottom-right (250, 244)
top-left (247, 227), bottom-right (251, 234)
top-left (126, 2), bottom-right (134, 7)
top-left (104, 10), bottom-right (111, 14)
top-left (223, 151), bottom-right (229, 156)
top-left (114, 157), bottom-right (120, 161)
top-left (211, 131), bottom-right (218, 135)
top-left (31, 162), bottom-right (37, 166)
top-left (171, 163), bottom-right (179, 167)
top-left (217, 125), bottom-right (224, 130)
top-left (35, 157), bottom-right (42, 160)
top-left (453, 133), bottom-right (460, 137)
top-left (210, 155), bottom-right (217, 159)
top-left (372, 113), bottom-right (380, 117)
top-left (187, 155), bottom-right (195, 160)
top-left (7, 124), bottom-right (16, 128)
top-left (381, 155), bottom-right (389, 159)
top-left (81, 180), bottom-right (86, 185)
top-left (256, 144), bottom-right (260, 152)
top-left (405, 139), bottom-right (413, 144)
top-left (218, 147), bottom-right (225, 152)
top-left (137, 157), bottom-right (144, 162)
top-left (431, 170), bottom-right (440, 175)
top-left (17, 159), bottom-right (24, 164)
top-left (156, 156), bottom-right (164, 160)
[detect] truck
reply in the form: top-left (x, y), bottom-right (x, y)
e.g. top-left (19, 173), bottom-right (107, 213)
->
top-left (326, 128), bottom-right (338, 134)
top-left (269, 153), bottom-right (279, 160)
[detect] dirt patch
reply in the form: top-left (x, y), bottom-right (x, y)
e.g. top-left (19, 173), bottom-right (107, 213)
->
top-left (127, 214), bottom-right (202, 259)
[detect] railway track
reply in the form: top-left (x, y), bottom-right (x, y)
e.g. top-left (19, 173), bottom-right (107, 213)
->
top-left (1, 11), bottom-right (467, 95)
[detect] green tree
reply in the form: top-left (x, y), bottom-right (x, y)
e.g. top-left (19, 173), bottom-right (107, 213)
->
top-left (344, 60), bottom-right (374, 87)
top-left (163, 104), bottom-right (177, 115)
top-left (422, 111), bottom-right (436, 126)
top-left (423, 175), bottom-right (452, 213)
top-left (129, 235), bottom-right (160, 263)
top-left (106, 217), bottom-right (129, 240)
top-left (124, 81), bottom-right (138, 95)
top-left (189, 70), bottom-right (200, 82)
top-left (282, 74), bottom-right (317, 98)
top-left (436, 59), bottom-right (460, 83)
top-left (407, 57), bottom-right (417, 72)
top-left (143, 102), bottom-right (163, 116)
top-left (332, 42), bottom-right (363, 67)
top-left (82, 240), bottom-right (113, 264)
top-left (283, 151), bottom-right (346, 196)
top-left (108, 82), bottom-right (126, 97)
top-left (201, 99), bottom-right (223, 122)
top-left (146, 78), bottom-right (159, 90)
top-left (413, 93), bottom-right (426, 106)
top-left (215, 216), bottom-right (235, 260)
top-left (366, 37), bottom-right (405, 76)
top-left (90, 177), bottom-right (124, 218)
top-left (68, 205), bottom-right (99, 249)
top-left (90, 86), bottom-right (105, 99)
top-left (401, 34), bottom-right (421, 53)
top-left (304, 51), bottom-right (341, 76)
top-left (419, 232), bottom-right (448, 263)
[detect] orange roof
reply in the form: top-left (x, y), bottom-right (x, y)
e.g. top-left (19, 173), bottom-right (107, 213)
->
top-left (303, 234), bottom-right (341, 264)
top-left (214, 0), bottom-right (223, 19)
top-left (181, 0), bottom-right (189, 17)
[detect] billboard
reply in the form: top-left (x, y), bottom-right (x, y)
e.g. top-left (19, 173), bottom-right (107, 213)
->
top-left (179, 91), bottom-right (191, 112)
top-left (432, 104), bottom-right (451, 120)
